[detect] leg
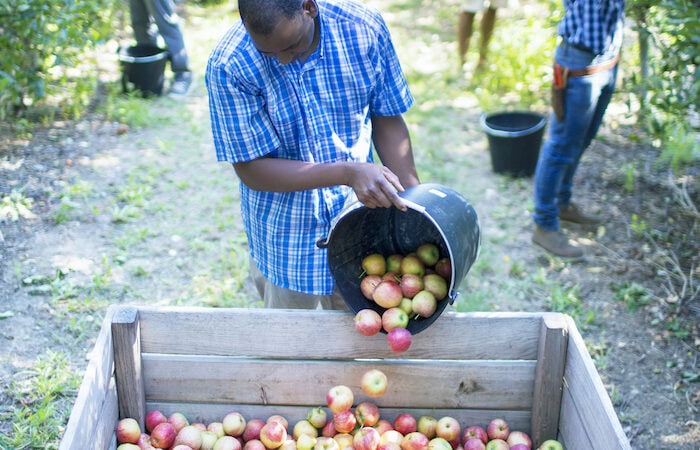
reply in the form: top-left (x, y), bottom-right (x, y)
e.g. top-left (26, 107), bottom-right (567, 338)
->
top-left (457, 11), bottom-right (476, 68)
top-left (143, 0), bottom-right (189, 72)
top-left (478, 7), bottom-right (497, 68)
top-left (129, 0), bottom-right (158, 46)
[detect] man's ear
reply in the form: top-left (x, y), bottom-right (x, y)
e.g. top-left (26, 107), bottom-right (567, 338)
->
top-left (302, 0), bottom-right (319, 18)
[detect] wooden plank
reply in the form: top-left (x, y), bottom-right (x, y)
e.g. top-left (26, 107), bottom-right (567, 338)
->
top-left (145, 402), bottom-right (533, 434)
top-left (59, 306), bottom-right (118, 450)
top-left (559, 316), bottom-right (631, 449)
top-left (142, 355), bottom-right (536, 410)
top-left (558, 384), bottom-right (594, 450)
top-left (92, 377), bottom-right (119, 450)
top-left (530, 314), bottom-right (568, 448)
top-left (111, 306), bottom-right (146, 427)
top-left (137, 307), bottom-right (544, 360)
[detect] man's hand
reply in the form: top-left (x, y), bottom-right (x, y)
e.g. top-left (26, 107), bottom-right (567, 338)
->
top-left (346, 163), bottom-right (408, 211)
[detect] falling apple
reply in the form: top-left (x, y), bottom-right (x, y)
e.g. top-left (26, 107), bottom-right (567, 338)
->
top-left (360, 369), bottom-right (388, 398)
top-left (386, 327), bottom-right (412, 352)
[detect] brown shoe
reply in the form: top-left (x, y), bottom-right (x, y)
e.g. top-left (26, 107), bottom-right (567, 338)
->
top-left (559, 203), bottom-right (602, 225)
top-left (532, 227), bottom-right (584, 259)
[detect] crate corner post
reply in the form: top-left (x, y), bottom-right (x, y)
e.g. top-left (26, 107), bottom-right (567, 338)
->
top-left (111, 305), bottom-right (147, 429)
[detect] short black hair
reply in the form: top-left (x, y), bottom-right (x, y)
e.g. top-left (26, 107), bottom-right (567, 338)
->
top-left (238, 0), bottom-right (305, 35)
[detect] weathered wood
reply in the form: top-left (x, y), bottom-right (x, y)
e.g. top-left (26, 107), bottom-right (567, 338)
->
top-left (93, 377), bottom-right (119, 450)
top-left (137, 307), bottom-right (543, 360)
top-left (560, 316), bottom-right (631, 449)
top-left (530, 314), bottom-right (568, 448)
top-left (558, 384), bottom-right (595, 450)
top-left (142, 355), bottom-right (536, 410)
top-left (59, 306), bottom-right (118, 450)
top-left (111, 306), bottom-right (146, 428)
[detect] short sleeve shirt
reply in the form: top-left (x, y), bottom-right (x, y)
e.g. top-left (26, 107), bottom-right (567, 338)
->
top-left (206, 0), bottom-right (413, 295)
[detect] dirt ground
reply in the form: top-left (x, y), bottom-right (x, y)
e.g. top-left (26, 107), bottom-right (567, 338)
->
top-left (1, 19), bottom-right (699, 450)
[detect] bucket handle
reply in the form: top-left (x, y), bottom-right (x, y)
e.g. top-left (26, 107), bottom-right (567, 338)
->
top-left (316, 199), bottom-right (426, 249)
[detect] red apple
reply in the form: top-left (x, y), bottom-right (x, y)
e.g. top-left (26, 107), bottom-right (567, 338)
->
top-left (484, 439), bottom-right (508, 450)
top-left (326, 385), bottom-right (354, 414)
top-left (373, 280), bottom-right (403, 308)
top-left (260, 420), bottom-right (288, 449)
top-left (306, 407), bottom-right (328, 429)
top-left (315, 436), bottom-right (341, 450)
top-left (400, 255), bottom-right (425, 277)
top-left (400, 274), bottom-right (424, 299)
top-left (192, 423), bottom-right (207, 431)
top-left (136, 433), bottom-right (152, 450)
top-left (461, 426), bottom-right (487, 446)
top-left (374, 419), bottom-right (394, 435)
top-left (168, 412), bottom-right (190, 433)
top-left (434, 417), bottom-right (460, 446)
top-left (383, 272), bottom-right (400, 282)
top-left (355, 401), bottom-right (381, 427)
top-left (244, 439), bottom-right (266, 450)
top-left (172, 445), bottom-right (195, 450)
top-left (117, 418), bottom-right (142, 444)
top-left (422, 274), bottom-right (448, 301)
top-left (386, 254), bottom-right (403, 273)
top-left (145, 410), bottom-right (168, 433)
top-left (378, 444), bottom-right (402, 450)
top-left (151, 422), bottom-right (177, 449)
top-left (462, 439), bottom-right (485, 450)
top-left (217, 435), bottom-right (243, 450)
top-left (223, 412), bottom-right (247, 437)
top-left (267, 415), bottom-right (289, 430)
top-left (416, 416), bottom-right (437, 440)
top-left (242, 418), bottom-right (265, 442)
top-left (361, 275), bottom-right (383, 300)
top-left (510, 445), bottom-right (530, 450)
top-left (400, 432), bottom-right (429, 450)
top-left (333, 410), bottom-right (357, 434)
top-left (321, 419), bottom-right (336, 437)
top-left (361, 369), bottom-right (388, 398)
top-left (355, 309), bottom-right (383, 336)
top-left (411, 290), bottom-right (437, 318)
top-left (506, 431), bottom-right (531, 448)
top-left (354, 426), bottom-right (381, 450)
top-left (427, 437), bottom-right (452, 450)
top-left (416, 243), bottom-right (440, 267)
top-left (386, 328), bottom-right (412, 353)
top-left (486, 419), bottom-right (509, 441)
top-left (362, 253), bottom-right (386, 276)
top-left (537, 439), bottom-right (563, 450)
top-left (382, 307), bottom-right (409, 332)
top-left (293, 419), bottom-right (319, 440)
top-left (201, 431), bottom-right (219, 450)
top-left (175, 425), bottom-right (203, 449)
top-left (393, 413), bottom-right (417, 436)
top-left (434, 258), bottom-right (451, 282)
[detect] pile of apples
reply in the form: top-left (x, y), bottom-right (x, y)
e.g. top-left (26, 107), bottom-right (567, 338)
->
top-left (115, 368), bottom-right (564, 450)
top-left (353, 243), bottom-right (451, 353)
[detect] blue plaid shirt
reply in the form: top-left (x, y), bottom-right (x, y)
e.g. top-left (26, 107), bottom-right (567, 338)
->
top-left (559, 0), bottom-right (625, 56)
top-left (206, 0), bottom-right (413, 295)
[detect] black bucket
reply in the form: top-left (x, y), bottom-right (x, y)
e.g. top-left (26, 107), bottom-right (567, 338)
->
top-left (480, 111), bottom-right (547, 177)
top-left (317, 183), bottom-right (480, 334)
top-left (118, 44), bottom-right (169, 97)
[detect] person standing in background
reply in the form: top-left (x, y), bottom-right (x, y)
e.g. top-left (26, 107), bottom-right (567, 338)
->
top-left (129, 0), bottom-right (193, 96)
top-left (457, 0), bottom-right (514, 71)
top-left (531, 0), bottom-right (626, 259)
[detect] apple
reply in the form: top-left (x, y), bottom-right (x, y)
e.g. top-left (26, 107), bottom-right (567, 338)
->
top-left (378, 444), bottom-right (403, 450)
top-left (373, 280), bottom-right (403, 308)
top-left (462, 438), bottom-right (486, 450)
top-left (321, 420), bottom-right (336, 437)
top-left (386, 254), bottom-right (403, 273)
top-left (223, 412), bottom-right (247, 437)
top-left (400, 274), bottom-right (424, 299)
top-left (315, 436), bottom-right (341, 450)
top-left (136, 432), bottom-right (153, 450)
top-left (293, 420), bottom-right (319, 439)
top-left (260, 420), bottom-right (288, 449)
top-left (268, 415), bottom-right (289, 430)
top-left (244, 439), bottom-right (266, 450)
top-left (400, 432), bottom-right (429, 450)
top-left (393, 413), bottom-right (417, 436)
top-left (334, 433), bottom-right (355, 450)
top-left (379, 430), bottom-right (404, 447)
top-left (510, 445), bottom-right (530, 450)
top-left (297, 434), bottom-right (318, 450)
top-left (175, 425), bottom-right (203, 449)
top-left (484, 439), bottom-right (508, 450)
top-left (279, 439), bottom-right (298, 450)
top-left (217, 436), bottom-right (243, 450)
top-left (400, 255), bottom-right (425, 277)
top-left (382, 307), bottom-right (409, 332)
top-left (422, 274), bottom-right (448, 301)
top-left (486, 419), bottom-right (509, 441)
top-left (537, 440), bottom-right (564, 450)
top-left (383, 272), bottom-right (400, 282)
top-left (416, 416), bottom-right (438, 439)
top-left (416, 243), bottom-right (440, 267)
top-left (117, 418), bottom-right (142, 444)
top-left (172, 446), bottom-right (195, 450)
top-left (411, 290), bottom-right (437, 318)
top-left (118, 444), bottom-right (141, 450)
top-left (193, 422), bottom-right (208, 431)
top-left (243, 418), bottom-right (265, 441)
top-left (506, 431), bottom-right (531, 448)
top-left (168, 412), bottom-right (190, 433)
top-left (151, 422), bottom-right (177, 449)
top-left (386, 328), bottom-right (412, 353)
top-left (461, 426), bottom-right (487, 446)
top-left (427, 437), bottom-right (452, 450)
top-left (434, 258), bottom-right (451, 282)
top-left (145, 410), bottom-right (168, 433)
top-left (434, 417), bottom-right (460, 446)
top-left (355, 309), bottom-right (383, 336)
top-left (333, 410), bottom-right (357, 434)
top-left (353, 426), bottom-right (381, 450)
top-left (398, 297), bottom-right (413, 315)
top-left (327, 385), bottom-right (354, 413)
top-left (362, 253), bottom-right (386, 276)
top-left (374, 419), bottom-right (394, 435)
top-left (354, 401), bottom-right (381, 427)
top-left (201, 431), bottom-right (219, 450)
top-left (306, 407), bottom-right (328, 429)
top-left (361, 275), bottom-right (383, 300)
top-left (361, 369), bottom-right (388, 398)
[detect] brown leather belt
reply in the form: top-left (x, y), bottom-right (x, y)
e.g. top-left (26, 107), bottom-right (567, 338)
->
top-left (567, 53), bottom-right (620, 78)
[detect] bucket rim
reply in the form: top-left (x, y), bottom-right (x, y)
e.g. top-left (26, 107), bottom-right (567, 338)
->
top-left (479, 110), bottom-right (547, 138)
top-left (118, 45), bottom-right (170, 64)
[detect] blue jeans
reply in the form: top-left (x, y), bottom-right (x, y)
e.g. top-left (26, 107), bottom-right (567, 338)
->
top-left (533, 43), bottom-right (619, 231)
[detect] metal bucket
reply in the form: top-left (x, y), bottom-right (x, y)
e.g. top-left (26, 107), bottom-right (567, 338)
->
top-left (318, 183), bottom-right (480, 334)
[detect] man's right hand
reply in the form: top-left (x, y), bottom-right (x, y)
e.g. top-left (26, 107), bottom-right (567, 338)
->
top-left (345, 163), bottom-right (408, 211)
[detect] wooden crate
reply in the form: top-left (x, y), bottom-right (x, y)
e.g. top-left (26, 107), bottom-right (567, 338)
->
top-left (59, 306), bottom-right (630, 450)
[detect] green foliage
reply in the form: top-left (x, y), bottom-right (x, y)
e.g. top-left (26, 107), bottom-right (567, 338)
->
top-left (613, 282), bottom-right (652, 311)
top-left (0, 0), bottom-right (117, 120)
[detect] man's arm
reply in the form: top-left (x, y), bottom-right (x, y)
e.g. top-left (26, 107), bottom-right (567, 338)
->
top-left (371, 114), bottom-right (420, 189)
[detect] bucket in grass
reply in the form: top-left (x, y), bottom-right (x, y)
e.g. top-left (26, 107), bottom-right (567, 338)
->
top-left (480, 111), bottom-right (547, 177)
top-left (317, 183), bottom-right (480, 334)
top-left (118, 44), bottom-right (169, 97)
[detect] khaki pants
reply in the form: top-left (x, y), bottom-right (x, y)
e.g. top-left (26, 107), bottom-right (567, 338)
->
top-left (250, 258), bottom-right (348, 310)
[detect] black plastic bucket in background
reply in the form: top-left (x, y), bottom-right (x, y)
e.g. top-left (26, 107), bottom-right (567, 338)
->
top-left (480, 111), bottom-right (547, 177)
top-left (317, 183), bottom-right (481, 334)
top-left (118, 45), bottom-right (169, 97)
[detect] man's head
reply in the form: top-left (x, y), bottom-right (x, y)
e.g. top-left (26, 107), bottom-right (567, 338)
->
top-left (239, 0), bottom-right (319, 64)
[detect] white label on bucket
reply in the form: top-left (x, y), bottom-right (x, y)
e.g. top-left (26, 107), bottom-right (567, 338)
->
top-left (428, 188), bottom-right (447, 198)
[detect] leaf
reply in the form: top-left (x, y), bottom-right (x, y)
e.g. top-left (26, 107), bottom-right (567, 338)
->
top-left (0, 311), bottom-right (14, 319)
